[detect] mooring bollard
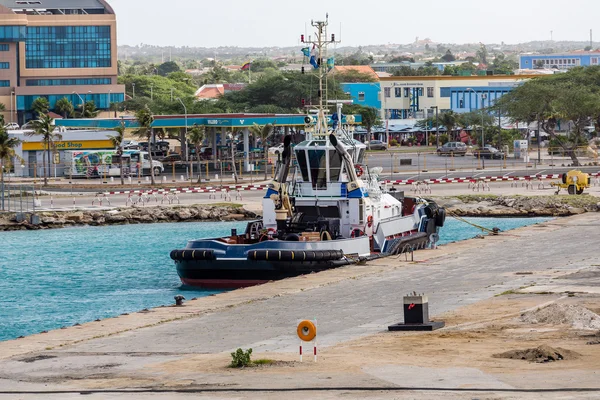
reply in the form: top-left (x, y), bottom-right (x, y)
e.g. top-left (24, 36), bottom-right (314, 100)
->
top-left (388, 292), bottom-right (445, 331)
top-left (174, 295), bottom-right (185, 306)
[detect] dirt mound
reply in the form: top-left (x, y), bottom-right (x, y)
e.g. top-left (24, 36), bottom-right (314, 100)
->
top-left (494, 345), bottom-right (580, 363)
top-left (520, 303), bottom-right (600, 330)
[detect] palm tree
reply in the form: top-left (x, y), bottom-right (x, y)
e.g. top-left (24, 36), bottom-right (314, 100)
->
top-left (31, 97), bottom-right (50, 118)
top-left (249, 123), bottom-right (274, 180)
top-left (108, 121), bottom-right (126, 185)
top-left (187, 124), bottom-right (205, 183)
top-left (25, 114), bottom-right (61, 186)
top-left (55, 97), bottom-right (74, 119)
top-left (0, 128), bottom-right (21, 210)
top-left (440, 111), bottom-right (458, 141)
top-left (133, 105), bottom-right (156, 185)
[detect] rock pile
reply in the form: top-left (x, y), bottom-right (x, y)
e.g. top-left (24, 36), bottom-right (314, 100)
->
top-left (494, 345), bottom-right (580, 363)
top-left (436, 195), bottom-right (600, 216)
top-left (520, 303), bottom-right (600, 330)
top-left (0, 205), bottom-right (257, 231)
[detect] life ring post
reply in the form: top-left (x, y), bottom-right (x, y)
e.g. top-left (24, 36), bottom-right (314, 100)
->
top-left (297, 319), bottom-right (318, 362)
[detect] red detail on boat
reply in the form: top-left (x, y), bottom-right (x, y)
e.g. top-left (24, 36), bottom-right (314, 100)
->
top-left (180, 278), bottom-right (269, 289)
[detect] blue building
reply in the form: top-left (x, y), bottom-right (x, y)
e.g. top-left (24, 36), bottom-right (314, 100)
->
top-left (340, 82), bottom-right (381, 111)
top-left (519, 53), bottom-right (600, 70)
top-left (0, 0), bottom-right (125, 124)
top-left (448, 84), bottom-right (519, 113)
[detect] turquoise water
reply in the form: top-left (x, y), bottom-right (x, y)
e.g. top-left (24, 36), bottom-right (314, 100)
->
top-left (0, 217), bottom-right (550, 342)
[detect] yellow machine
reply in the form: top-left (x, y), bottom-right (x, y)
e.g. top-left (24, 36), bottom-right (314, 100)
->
top-left (550, 170), bottom-right (591, 195)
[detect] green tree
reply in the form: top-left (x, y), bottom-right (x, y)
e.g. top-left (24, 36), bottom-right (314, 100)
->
top-left (0, 128), bottom-right (21, 210)
top-left (493, 67), bottom-right (600, 165)
top-left (133, 105), bottom-right (156, 185)
top-left (25, 114), bottom-right (60, 186)
top-left (77, 100), bottom-right (99, 118)
top-left (476, 44), bottom-right (488, 65)
top-left (54, 97), bottom-right (74, 119)
top-left (439, 111), bottom-right (459, 141)
top-left (249, 59), bottom-right (278, 72)
top-left (157, 61), bottom-right (181, 76)
top-left (31, 97), bottom-right (50, 118)
top-left (491, 54), bottom-right (518, 75)
top-left (187, 124), bottom-right (205, 183)
top-left (108, 121), bottom-right (126, 185)
top-left (249, 123), bottom-right (273, 180)
top-left (357, 106), bottom-right (381, 147)
top-left (441, 50), bottom-right (456, 62)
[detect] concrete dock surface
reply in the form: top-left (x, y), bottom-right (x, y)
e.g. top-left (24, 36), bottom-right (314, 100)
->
top-left (1, 212), bottom-right (600, 398)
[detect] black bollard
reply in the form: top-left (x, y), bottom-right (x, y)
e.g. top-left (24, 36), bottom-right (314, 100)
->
top-left (174, 295), bottom-right (185, 306)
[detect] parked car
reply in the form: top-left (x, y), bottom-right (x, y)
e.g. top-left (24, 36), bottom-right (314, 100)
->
top-left (21, 120), bottom-right (40, 130)
top-left (121, 139), bottom-right (138, 148)
top-left (159, 153), bottom-right (182, 163)
top-left (4, 122), bottom-right (19, 130)
top-left (366, 140), bottom-right (387, 150)
top-left (268, 143), bottom-right (284, 155)
top-left (472, 146), bottom-right (505, 159)
top-left (436, 142), bottom-right (467, 156)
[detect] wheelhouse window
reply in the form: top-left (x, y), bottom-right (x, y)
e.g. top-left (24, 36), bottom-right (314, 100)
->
top-left (308, 149), bottom-right (327, 189)
top-left (329, 150), bottom-right (342, 182)
top-left (295, 149), bottom-right (309, 181)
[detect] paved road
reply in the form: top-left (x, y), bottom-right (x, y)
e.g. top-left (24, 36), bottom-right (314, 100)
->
top-left (0, 213), bottom-right (598, 397)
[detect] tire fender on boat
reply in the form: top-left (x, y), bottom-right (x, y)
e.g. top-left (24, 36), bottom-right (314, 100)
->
top-left (435, 208), bottom-right (446, 227)
top-left (297, 320), bottom-right (317, 342)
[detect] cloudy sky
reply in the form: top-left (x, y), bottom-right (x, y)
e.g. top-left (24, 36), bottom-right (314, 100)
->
top-left (110, 0), bottom-right (599, 47)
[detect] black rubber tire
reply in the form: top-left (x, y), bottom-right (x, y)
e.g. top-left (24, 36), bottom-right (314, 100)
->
top-left (576, 187), bottom-right (584, 195)
top-left (424, 206), bottom-right (434, 218)
top-left (562, 173), bottom-right (567, 184)
top-left (153, 167), bottom-right (161, 176)
top-left (568, 185), bottom-right (576, 195)
top-left (284, 233), bottom-right (300, 241)
top-left (435, 208), bottom-right (446, 227)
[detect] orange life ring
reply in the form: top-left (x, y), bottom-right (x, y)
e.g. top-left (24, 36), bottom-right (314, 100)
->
top-left (297, 320), bottom-right (317, 342)
top-left (355, 164), bottom-right (364, 177)
top-left (366, 215), bottom-right (373, 227)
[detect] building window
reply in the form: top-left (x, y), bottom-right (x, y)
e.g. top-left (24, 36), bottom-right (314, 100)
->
top-left (0, 80), bottom-right (10, 87)
top-left (0, 44), bottom-right (8, 51)
top-left (592, 58), bottom-right (598, 65)
top-left (0, 26), bottom-right (26, 42)
top-left (427, 87), bottom-right (434, 98)
top-left (404, 88), bottom-right (410, 97)
top-left (358, 91), bottom-right (365, 101)
top-left (25, 25), bottom-right (111, 69)
top-left (417, 88), bottom-right (423, 96)
top-left (384, 87), bottom-right (391, 98)
top-left (0, 62), bottom-right (9, 69)
top-left (394, 87), bottom-right (401, 97)
top-left (26, 78), bottom-right (112, 86)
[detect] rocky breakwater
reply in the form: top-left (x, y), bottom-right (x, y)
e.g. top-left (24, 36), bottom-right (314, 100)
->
top-left (0, 205), bottom-right (257, 231)
top-left (436, 195), bottom-right (600, 217)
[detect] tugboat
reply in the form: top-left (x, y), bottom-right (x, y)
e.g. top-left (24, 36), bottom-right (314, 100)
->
top-left (170, 17), bottom-right (445, 288)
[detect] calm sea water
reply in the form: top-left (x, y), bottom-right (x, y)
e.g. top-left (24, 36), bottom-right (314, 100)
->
top-left (0, 217), bottom-right (550, 342)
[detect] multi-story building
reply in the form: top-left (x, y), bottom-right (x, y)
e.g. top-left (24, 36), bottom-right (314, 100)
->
top-left (340, 82), bottom-right (380, 110)
top-left (0, 0), bottom-right (124, 125)
top-left (379, 75), bottom-right (539, 120)
top-left (519, 52), bottom-right (600, 70)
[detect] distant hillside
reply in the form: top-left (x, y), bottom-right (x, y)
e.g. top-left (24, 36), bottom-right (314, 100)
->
top-left (118, 40), bottom-right (600, 64)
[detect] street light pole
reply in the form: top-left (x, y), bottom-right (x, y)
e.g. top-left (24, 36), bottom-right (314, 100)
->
top-left (430, 106), bottom-right (439, 147)
top-left (132, 83), bottom-right (135, 98)
top-left (72, 91), bottom-right (84, 115)
top-left (177, 97), bottom-right (189, 179)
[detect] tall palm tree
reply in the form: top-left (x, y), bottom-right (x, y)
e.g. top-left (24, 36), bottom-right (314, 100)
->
top-left (0, 128), bottom-right (21, 210)
top-left (108, 121), bottom-right (126, 185)
top-left (25, 114), bottom-right (61, 186)
top-left (187, 124), bottom-right (205, 183)
top-left (440, 111), bottom-right (458, 141)
top-left (31, 97), bottom-right (50, 119)
top-left (55, 97), bottom-right (74, 119)
top-left (133, 105), bottom-right (156, 185)
top-left (249, 123), bottom-right (274, 180)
